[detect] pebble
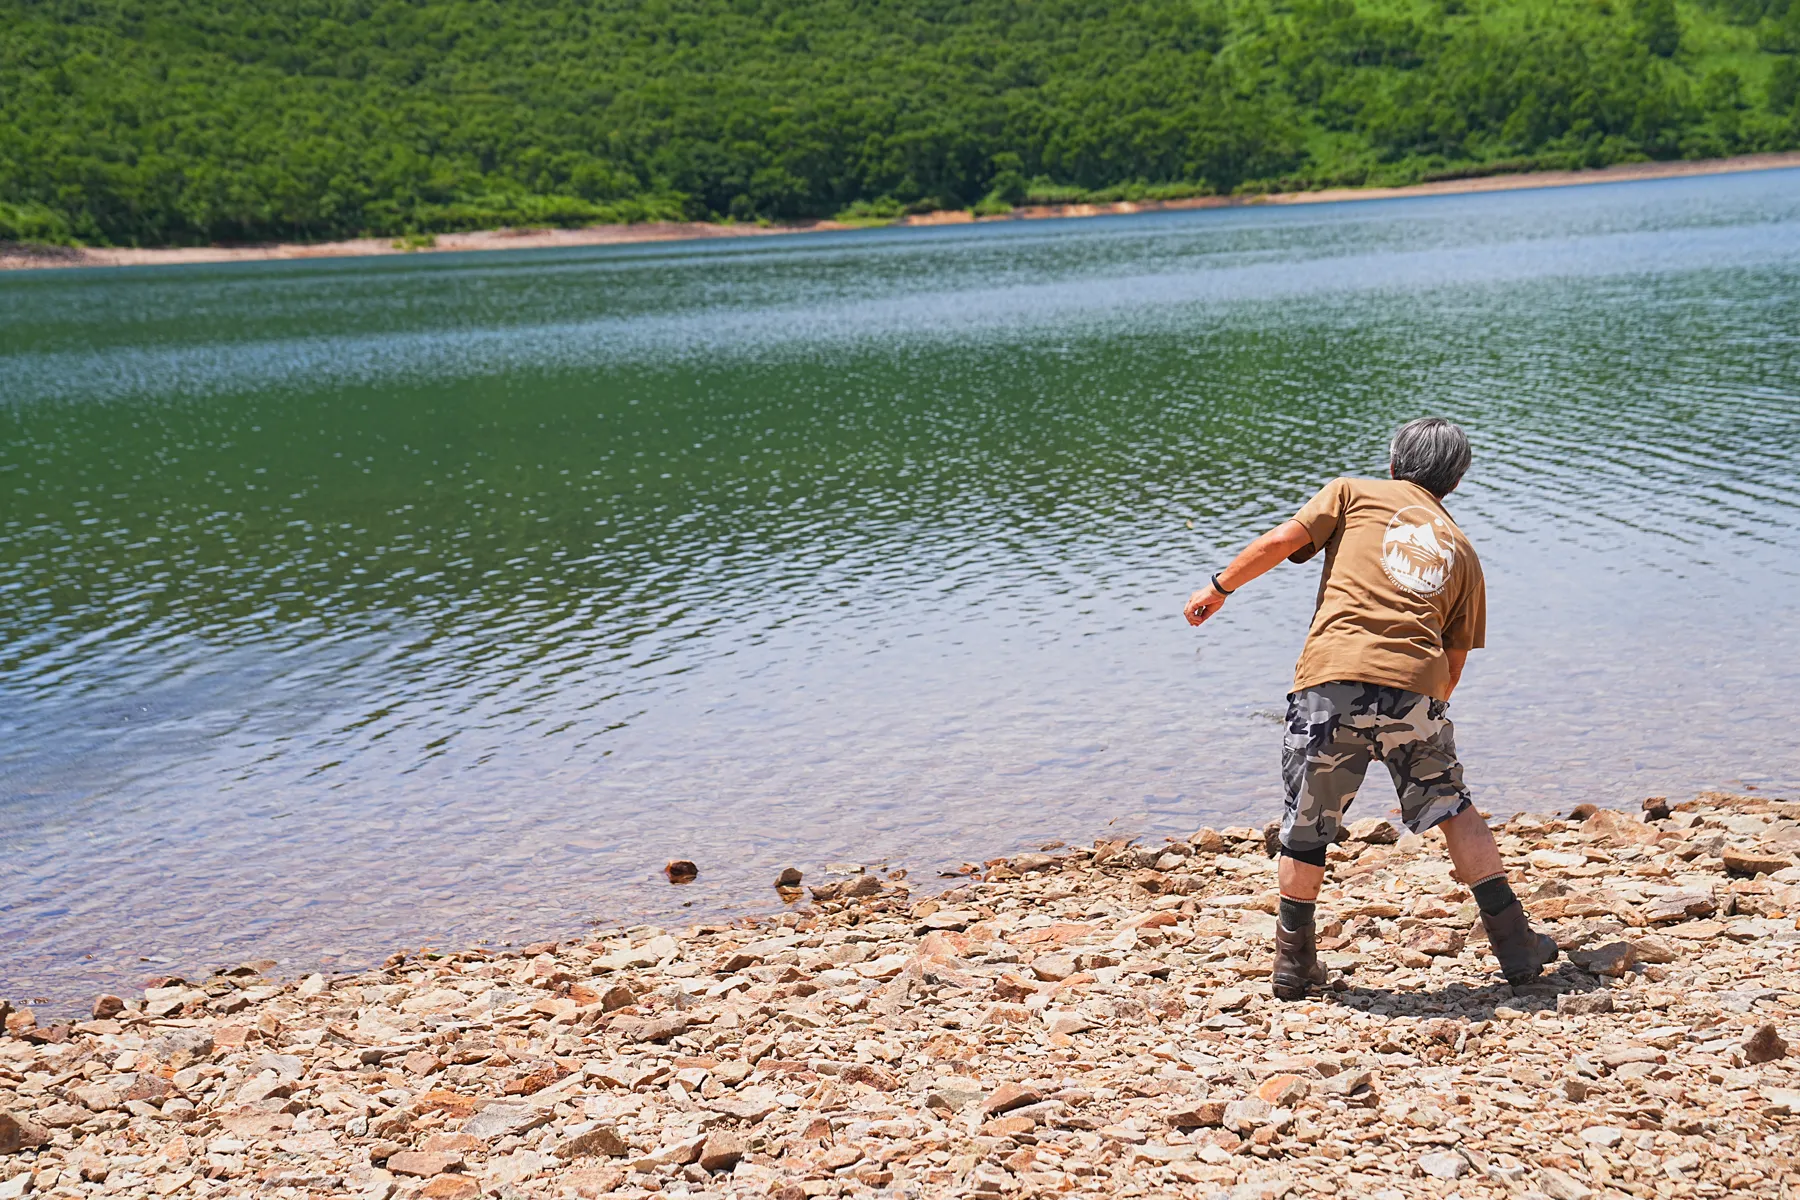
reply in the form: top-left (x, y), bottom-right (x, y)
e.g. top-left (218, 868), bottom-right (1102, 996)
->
top-left (1, 792), bottom-right (1796, 1199)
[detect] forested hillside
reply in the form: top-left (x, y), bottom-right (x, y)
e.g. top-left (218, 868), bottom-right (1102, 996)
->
top-left (3, 0), bottom-right (1799, 246)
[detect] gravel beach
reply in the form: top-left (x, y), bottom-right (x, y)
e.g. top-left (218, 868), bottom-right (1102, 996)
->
top-left (3, 790), bottom-right (1797, 1199)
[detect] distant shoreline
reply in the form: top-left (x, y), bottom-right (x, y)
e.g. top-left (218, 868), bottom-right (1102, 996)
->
top-left (6, 151), bottom-right (1799, 272)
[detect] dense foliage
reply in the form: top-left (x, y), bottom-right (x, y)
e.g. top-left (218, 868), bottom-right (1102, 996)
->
top-left (3, 0), bottom-right (1798, 246)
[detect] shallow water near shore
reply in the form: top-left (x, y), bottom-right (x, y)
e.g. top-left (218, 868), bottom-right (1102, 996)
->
top-left (4, 169), bottom-right (1800, 1011)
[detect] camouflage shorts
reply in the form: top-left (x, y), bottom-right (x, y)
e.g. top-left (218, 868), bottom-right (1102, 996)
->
top-left (1280, 681), bottom-right (1472, 855)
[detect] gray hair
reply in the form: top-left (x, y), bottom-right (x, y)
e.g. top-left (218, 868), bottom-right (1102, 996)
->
top-left (1389, 417), bottom-right (1471, 497)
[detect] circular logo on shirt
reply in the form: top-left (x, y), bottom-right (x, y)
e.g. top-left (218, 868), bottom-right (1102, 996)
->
top-left (1381, 506), bottom-right (1457, 596)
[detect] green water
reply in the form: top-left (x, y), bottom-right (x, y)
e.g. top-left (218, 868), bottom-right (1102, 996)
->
top-left (4, 170), bottom-right (1799, 1010)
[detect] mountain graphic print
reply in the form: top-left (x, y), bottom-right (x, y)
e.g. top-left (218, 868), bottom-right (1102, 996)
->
top-left (1380, 507), bottom-right (1456, 596)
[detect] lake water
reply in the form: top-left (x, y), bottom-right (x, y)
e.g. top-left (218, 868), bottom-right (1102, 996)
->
top-left (5, 170), bottom-right (1799, 1012)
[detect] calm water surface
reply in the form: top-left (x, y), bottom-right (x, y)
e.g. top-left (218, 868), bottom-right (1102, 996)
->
top-left (4, 170), bottom-right (1799, 1010)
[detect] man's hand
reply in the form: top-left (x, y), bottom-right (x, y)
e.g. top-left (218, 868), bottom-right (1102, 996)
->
top-left (1182, 519), bottom-right (1314, 630)
top-left (1184, 585), bottom-right (1227, 626)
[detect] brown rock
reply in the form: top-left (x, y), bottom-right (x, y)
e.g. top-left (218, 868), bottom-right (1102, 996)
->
top-left (980, 1115), bottom-right (1035, 1137)
top-left (1556, 991), bottom-right (1615, 1016)
top-left (388, 1151), bottom-right (463, 1178)
top-left (612, 1013), bottom-right (689, 1042)
top-left (1743, 1023), bottom-right (1788, 1064)
top-left (1406, 927), bottom-right (1465, 957)
top-left (821, 1144), bottom-right (863, 1170)
top-left (566, 1166), bottom-right (626, 1198)
top-left (69, 1082), bottom-right (126, 1112)
top-left (1722, 847), bottom-right (1794, 877)
top-left (1568, 803), bottom-right (1598, 822)
top-left (1569, 941), bottom-right (1638, 977)
top-left (1347, 818), bottom-right (1399, 845)
top-left (1581, 808), bottom-right (1661, 847)
top-left (992, 973), bottom-right (1036, 1002)
top-left (1191, 828), bottom-right (1225, 853)
top-left (775, 867), bottom-right (803, 887)
top-left (839, 1062), bottom-right (900, 1090)
top-left (1642, 796), bottom-right (1671, 821)
top-left (0, 1111), bottom-right (51, 1154)
top-left (368, 1139), bottom-right (406, 1163)
top-left (35, 1103), bottom-right (91, 1129)
top-left (845, 873), bottom-right (882, 898)
top-left (665, 859), bottom-right (698, 883)
top-left (1168, 1100), bottom-right (1227, 1128)
top-left (556, 1126), bottom-right (628, 1159)
top-left (1030, 954), bottom-right (1076, 982)
top-left (1642, 892), bottom-right (1717, 923)
top-left (418, 1176), bottom-right (481, 1200)
top-left (403, 1050), bottom-right (443, 1076)
top-left (91, 994), bottom-right (125, 1020)
top-left (1255, 1074), bottom-right (1308, 1105)
top-left (698, 1130), bottom-right (746, 1173)
top-left (982, 1082), bottom-right (1043, 1115)
top-left (1538, 1166), bottom-right (1594, 1200)
top-left (503, 1061), bottom-right (571, 1095)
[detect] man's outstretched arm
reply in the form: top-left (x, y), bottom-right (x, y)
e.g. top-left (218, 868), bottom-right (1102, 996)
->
top-left (1183, 519), bottom-right (1314, 626)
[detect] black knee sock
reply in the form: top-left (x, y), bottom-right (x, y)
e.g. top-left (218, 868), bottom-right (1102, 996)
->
top-left (1278, 895), bottom-right (1316, 932)
top-left (1471, 875), bottom-right (1517, 916)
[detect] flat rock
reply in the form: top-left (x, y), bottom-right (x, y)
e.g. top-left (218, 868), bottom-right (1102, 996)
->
top-left (1556, 990), bottom-right (1614, 1016)
top-left (1723, 846), bottom-right (1794, 876)
top-left (0, 1111), bottom-right (50, 1154)
top-left (1168, 1100), bottom-right (1227, 1128)
top-left (611, 1013), bottom-right (689, 1042)
top-left (1418, 1149), bottom-right (1469, 1179)
top-left (982, 1082), bottom-right (1042, 1114)
top-left (387, 1151), bottom-right (462, 1178)
top-left (1642, 891), bottom-right (1717, 923)
top-left (1581, 808), bottom-right (1661, 846)
top-left (1347, 818), bottom-right (1398, 844)
top-left (554, 1124), bottom-right (627, 1159)
top-left (461, 1103), bottom-right (552, 1141)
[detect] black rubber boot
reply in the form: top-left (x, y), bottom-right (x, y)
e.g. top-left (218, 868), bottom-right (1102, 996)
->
top-left (1480, 899), bottom-right (1560, 985)
top-left (1271, 920), bottom-right (1329, 1000)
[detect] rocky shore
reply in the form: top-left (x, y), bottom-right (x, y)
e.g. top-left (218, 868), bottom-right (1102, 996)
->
top-left (4, 791), bottom-right (1797, 1200)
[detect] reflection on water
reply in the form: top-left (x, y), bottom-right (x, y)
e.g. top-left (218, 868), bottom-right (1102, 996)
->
top-left (3, 170), bottom-right (1799, 1010)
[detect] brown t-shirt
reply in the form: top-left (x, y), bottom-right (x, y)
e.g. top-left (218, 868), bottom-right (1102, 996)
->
top-left (1287, 477), bottom-right (1485, 701)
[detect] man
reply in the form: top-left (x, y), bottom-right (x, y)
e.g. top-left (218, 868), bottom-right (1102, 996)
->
top-left (1183, 417), bottom-right (1558, 999)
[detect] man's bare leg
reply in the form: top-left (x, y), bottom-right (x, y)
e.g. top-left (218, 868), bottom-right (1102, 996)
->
top-left (1278, 856), bottom-right (1325, 904)
top-left (1435, 804), bottom-right (1559, 984)
top-left (1439, 805), bottom-right (1504, 885)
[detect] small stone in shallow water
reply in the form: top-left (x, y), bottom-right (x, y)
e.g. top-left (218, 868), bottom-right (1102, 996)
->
top-left (664, 859), bottom-right (698, 884)
top-left (774, 866), bottom-right (803, 886)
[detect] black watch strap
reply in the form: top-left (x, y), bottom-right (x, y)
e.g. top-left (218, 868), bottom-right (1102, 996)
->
top-left (1211, 571), bottom-right (1235, 595)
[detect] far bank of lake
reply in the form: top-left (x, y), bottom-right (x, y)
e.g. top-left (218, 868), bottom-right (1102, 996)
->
top-left (4, 151), bottom-right (1799, 272)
